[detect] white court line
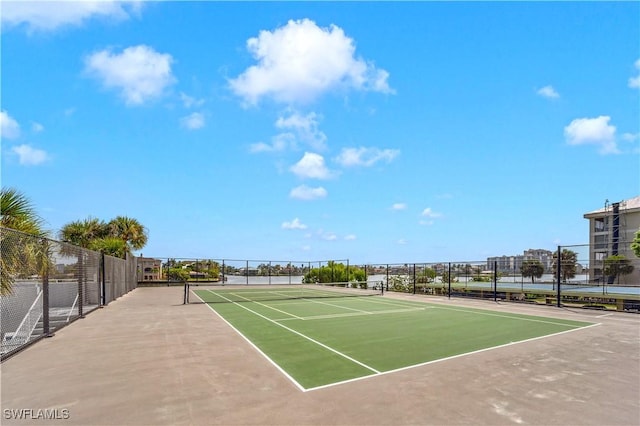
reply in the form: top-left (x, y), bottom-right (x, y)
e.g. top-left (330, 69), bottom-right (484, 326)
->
top-left (193, 289), bottom-right (599, 392)
top-left (297, 296), bottom-right (378, 315)
top-left (191, 290), bottom-right (306, 392)
top-left (225, 291), bottom-right (304, 320)
top-left (430, 305), bottom-right (590, 328)
top-left (267, 290), bottom-right (379, 315)
top-left (363, 296), bottom-right (590, 329)
top-left (205, 290), bottom-right (380, 375)
top-left (304, 322), bottom-right (602, 392)
top-left (275, 307), bottom-right (426, 322)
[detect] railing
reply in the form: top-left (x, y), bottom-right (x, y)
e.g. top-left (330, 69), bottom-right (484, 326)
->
top-left (66, 293), bottom-right (79, 323)
top-left (2, 289), bottom-right (43, 353)
top-left (1, 227), bottom-right (139, 361)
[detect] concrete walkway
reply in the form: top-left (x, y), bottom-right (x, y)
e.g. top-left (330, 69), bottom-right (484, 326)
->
top-left (1, 286), bottom-right (639, 425)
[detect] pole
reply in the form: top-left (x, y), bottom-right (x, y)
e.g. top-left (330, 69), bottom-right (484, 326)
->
top-left (413, 264), bottom-right (416, 294)
top-left (556, 246), bottom-right (561, 307)
top-left (448, 262), bottom-right (451, 299)
top-left (101, 253), bottom-right (106, 306)
top-left (493, 260), bottom-right (498, 302)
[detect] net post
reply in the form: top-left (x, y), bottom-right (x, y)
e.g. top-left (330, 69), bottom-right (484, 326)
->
top-left (183, 282), bottom-right (189, 304)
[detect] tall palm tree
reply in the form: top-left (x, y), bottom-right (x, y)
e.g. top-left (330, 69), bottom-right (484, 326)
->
top-left (59, 217), bottom-right (108, 248)
top-left (1, 188), bottom-right (47, 295)
top-left (108, 216), bottom-right (148, 255)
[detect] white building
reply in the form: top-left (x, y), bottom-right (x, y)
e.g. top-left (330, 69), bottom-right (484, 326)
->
top-left (583, 196), bottom-right (640, 285)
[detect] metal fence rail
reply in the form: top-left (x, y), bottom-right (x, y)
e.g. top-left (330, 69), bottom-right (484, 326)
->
top-left (1, 227), bottom-right (138, 361)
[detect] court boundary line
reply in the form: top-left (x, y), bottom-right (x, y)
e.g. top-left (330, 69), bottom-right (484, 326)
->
top-left (228, 291), bottom-right (304, 320)
top-left (192, 289), bottom-right (600, 393)
top-left (305, 322), bottom-right (601, 392)
top-left (192, 290), bottom-right (307, 392)
top-left (205, 289), bottom-right (381, 375)
top-left (359, 296), bottom-right (591, 329)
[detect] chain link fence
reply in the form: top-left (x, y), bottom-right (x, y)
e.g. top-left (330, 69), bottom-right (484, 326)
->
top-left (1, 227), bottom-right (138, 361)
top-left (136, 257), bottom-right (348, 286)
top-left (355, 244), bottom-right (640, 311)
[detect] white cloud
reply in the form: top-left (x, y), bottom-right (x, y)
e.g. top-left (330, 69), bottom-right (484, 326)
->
top-left (536, 85), bottom-right (559, 99)
top-left (31, 122), bottom-right (44, 133)
top-left (84, 45), bottom-right (176, 105)
top-left (1, 111), bottom-right (21, 139)
top-left (289, 185), bottom-right (327, 200)
top-left (276, 112), bottom-right (327, 151)
top-left (321, 232), bottom-right (337, 241)
top-left (622, 132), bottom-right (639, 142)
top-left (335, 147), bottom-right (399, 167)
top-left (249, 133), bottom-right (294, 153)
top-left (229, 18), bottom-right (394, 106)
top-left (282, 218), bottom-right (308, 230)
top-left (629, 59), bottom-right (640, 89)
top-left (11, 144), bottom-right (49, 165)
top-left (564, 116), bottom-right (618, 154)
top-left (290, 152), bottom-right (334, 179)
top-left (397, 239), bottom-right (408, 245)
top-left (180, 112), bottom-right (205, 130)
top-left (1, 1), bottom-right (142, 33)
top-left (421, 208), bottom-right (442, 219)
top-left (180, 92), bottom-right (205, 109)
top-left (391, 203), bottom-right (407, 211)
top-left (344, 234), bottom-right (357, 241)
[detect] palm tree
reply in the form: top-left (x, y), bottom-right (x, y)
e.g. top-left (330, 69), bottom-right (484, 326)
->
top-left (552, 249), bottom-right (578, 282)
top-left (108, 216), bottom-right (148, 255)
top-left (1, 187), bottom-right (45, 235)
top-left (1, 188), bottom-right (47, 295)
top-left (59, 217), bottom-right (109, 248)
top-left (89, 237), bottom-right (128, 259)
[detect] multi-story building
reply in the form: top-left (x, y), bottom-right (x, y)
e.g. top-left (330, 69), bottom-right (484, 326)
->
top-left (488, 249), bottom-right (553, 273)
top-left (137, 256), bottom-right (162, 281)
top-left (523, 249), bottom-right (554, 271)
top-left (584, 196), bottom-right (640, 284)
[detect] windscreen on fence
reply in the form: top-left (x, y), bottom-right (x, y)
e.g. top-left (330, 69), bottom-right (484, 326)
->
top-left (0, 227), bottom-right (137, 361)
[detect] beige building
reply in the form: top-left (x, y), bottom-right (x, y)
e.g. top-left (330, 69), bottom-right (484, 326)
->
top-left (584, 196), bottom-right (640, 285)
top-left (137, 257), bottom-right (162, 281)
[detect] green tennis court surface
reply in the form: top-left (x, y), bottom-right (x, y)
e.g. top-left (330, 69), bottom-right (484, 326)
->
top-left (192, 286), bottom-right (595, 391)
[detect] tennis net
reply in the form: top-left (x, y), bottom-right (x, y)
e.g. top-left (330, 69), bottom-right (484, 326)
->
top-left (184, 283), bottom-right (383, 304)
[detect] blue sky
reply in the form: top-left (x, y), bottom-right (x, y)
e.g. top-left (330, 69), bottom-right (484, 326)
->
top-left (1, 1), bottom-right (639, 264)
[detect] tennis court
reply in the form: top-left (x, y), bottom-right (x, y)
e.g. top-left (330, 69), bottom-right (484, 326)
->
top-left (190, 285), bottom-right (595, 391)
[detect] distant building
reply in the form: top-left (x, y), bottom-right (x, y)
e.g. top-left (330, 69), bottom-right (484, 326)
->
top-left (523, 249), bottom-right (554, 271)
top-left (584, 196), bottom-right (640, 284)
top-left (488, 249), bottom-right (553, 273)
top-left (137, 256), bottom-right (162, 281)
